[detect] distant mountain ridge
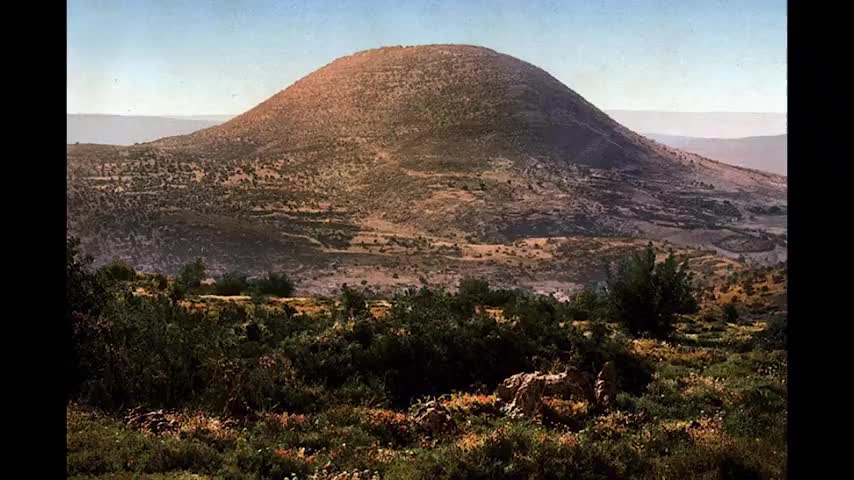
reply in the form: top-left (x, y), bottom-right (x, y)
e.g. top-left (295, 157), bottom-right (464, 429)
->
top-left (67, 114), bottom-right (222, 146)
top-left (606, 110), bottom-right (786, 139)
top-left (646, 134), bottom-right (787, 176)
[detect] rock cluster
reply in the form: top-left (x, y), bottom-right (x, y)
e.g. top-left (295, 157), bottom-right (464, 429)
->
top-left (126, 408), bottom-right (177, 434)
top-left (411, 400), bottom-right (454, 436)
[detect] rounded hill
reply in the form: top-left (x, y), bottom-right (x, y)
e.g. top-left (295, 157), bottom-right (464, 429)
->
top-left (171, 45), bottom-right (677, 172)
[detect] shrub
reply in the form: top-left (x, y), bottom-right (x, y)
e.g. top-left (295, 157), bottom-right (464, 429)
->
top-left (567, 287), bottom-right (609, 321)
top-left (67, 236), bottom-right (111, 398)
top-left (99, 258), bottom-right (137, 282)
top-left (605, 243), bottom-right (698, 338)
top-left (457, 276), bottom-right (490, 303)
top-left (723, 301), bottom-right (739, 323)
top-left (339, 285), bottom-right (369, 318)
top-left (176, 258), bottom-right (206, 290)
top-left (152, 273), bottom-right (169, 291)
top-left (455, 276), bottom-right (522, 310)
top-left (215, 271), bottom-right (249, 296)
top-left (755, 315), bottom-right (787, 351)
top-left (252, 271), bottom-right (295, 297)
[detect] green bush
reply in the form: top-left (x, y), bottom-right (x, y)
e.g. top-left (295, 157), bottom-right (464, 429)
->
top-left (282, 286), bottom-right (647, 406)
top-left (385, 422), bottom-right (648, 480)
top-left (755, 315), bottom-right (787, 351)
top-left (566, 287), bottom-right (609, 321)
top-left (176, 258), bottom-right (206, 291)
top-left (723, 301), bottom-right (739, 323)
top-left (455, 277), bottom-right (522, 311)
top-left (605, 243), bottom-right (698, 338)
top-left (152, 273), bottom-right (169, 291)
top-left (67, 236), bottom-right (112, 399)
top-left (215, 271), bottom-right (249, 296)
top-left (251, 272), bottom-right (295, 297)
top-left (339, 284), bottom-right (369, 317)
top-left (99, 258), bottom-right (137, 282)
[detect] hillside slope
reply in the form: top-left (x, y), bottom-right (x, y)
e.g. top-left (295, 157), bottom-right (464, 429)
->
top-left (67, 45), bottom-right (787, 287)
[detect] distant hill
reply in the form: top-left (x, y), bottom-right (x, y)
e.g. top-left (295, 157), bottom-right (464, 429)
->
top-left (67, 114), bottom-right (223, 145)
top-left (646, 134), bottom-right (787, 176)
top-left (69, 111), bottom-right (788, 148)
top-left (67, 45), bottom-right (786, 281)
top-left (606, 110), bottom-right (786, 139)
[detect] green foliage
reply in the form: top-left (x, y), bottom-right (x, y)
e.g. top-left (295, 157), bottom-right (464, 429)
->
top-left (339, 284), bottom-right (369, 318)
top-left (67, 408), bottom-right (222, 477)
top-left (606, 243), bottom-right (698, 338)
top-left (723, 301), bottom-right (739, 323)
top-left (282, 287), bottom-right (649, 405)
top-left (566, 287), bottom-right (609, 321)
top-left (455, 276), bottom-right (522, 311)
top-left (152, 273), bottom-right (169, 291)
top-left (215, 271), bottom-right (249, 296)
top-left (385, 422), bottom-right (647, 480)
top-left (251, 271), bottom-right (295, 297)
top-left (66, 255), bottom-right (785, 479)
top-left (67, 236), bottom-right (113, 399)
top-left (99, 258), bottom-right (137, 282)
top-left (755, 314), bottom-right (787, 351)
top-left (176, 258), bottom-right (206, 291)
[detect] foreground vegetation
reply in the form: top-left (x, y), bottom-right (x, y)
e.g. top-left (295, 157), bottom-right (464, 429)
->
top-left (67, 238), bottom-right (787, 479)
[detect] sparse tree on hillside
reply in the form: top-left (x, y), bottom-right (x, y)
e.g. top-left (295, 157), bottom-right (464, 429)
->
top-left (723, 300), bottom-right (739, 323)
top-left (340, 284), bottom-right (369, 318)
top-left (98, 258), bottom-right (136, 282)
top-left (605, 242), bottom-right (698, 338)
top-left (175, 257), bottom-right (206, 291)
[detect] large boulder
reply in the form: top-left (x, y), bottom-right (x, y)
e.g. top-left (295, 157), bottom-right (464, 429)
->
top-left (542, 369), bottom-right (591, 401)
top-left (497, 370), bottom-right (591, 404)
top-left (496, 368), bottom-right (603, 418)
top-left (496, 372), bottom-right (529, 403)
top-left (501, 374), bottom-right (546, 418)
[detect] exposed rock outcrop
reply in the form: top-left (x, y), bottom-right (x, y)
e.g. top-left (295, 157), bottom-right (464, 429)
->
top-left (411, 400), bottom-right (454, 436)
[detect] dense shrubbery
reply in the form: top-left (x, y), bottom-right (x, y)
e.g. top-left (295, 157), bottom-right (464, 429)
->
top-left (606, 242), bottom-right (698, 338)
top-left (566, 287), bottom-right (609, 321)
top-left (456, 276), bottom-right (521, 309)
top-left (215, 271), bottom-right (249, 296)
top-left (339, 284), bottom-right (369, 317)
top-left (66, 239), bottom-right (649, 411)
top-left (98, 258), bottom-right (137, 282)
top-left (66, 238), bottom-right (785, 479)
top-left (67, 237), bottom-right (110, 398)
top-left (286, 286), bottom-right (648, 405)
top-left (755, 314), bottom-right (787, 351)
top-left (252, 271), bottom-right (296, 297)
top-left (176, 257), bottom-right (206, 290)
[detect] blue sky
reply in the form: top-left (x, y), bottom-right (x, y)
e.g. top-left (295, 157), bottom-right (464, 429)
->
top-left (67, 0), bottom-right (786, 116)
